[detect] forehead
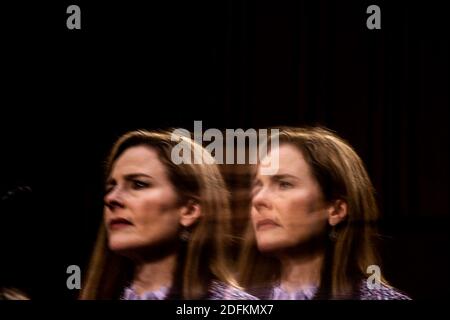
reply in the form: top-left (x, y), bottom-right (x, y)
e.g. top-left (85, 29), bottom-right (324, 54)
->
top-left (258, 143), bottom-right (311, 177)
top-left (111, 145), bottom-right (165, 176)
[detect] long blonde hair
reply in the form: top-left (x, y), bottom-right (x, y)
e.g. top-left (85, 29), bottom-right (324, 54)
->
top-left (80, 130), bottom-right (236, 299)
top-left (238, 126), bottom-right (382, 299)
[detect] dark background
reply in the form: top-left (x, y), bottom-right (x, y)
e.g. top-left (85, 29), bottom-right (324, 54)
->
top-left (0, 0), bottom-right (448, 299)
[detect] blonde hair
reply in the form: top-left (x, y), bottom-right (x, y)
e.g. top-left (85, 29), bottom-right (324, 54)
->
top-left (80, 130), bottom-right (237, 299)
top-left (0, 288), bottom-right (29, 300)
top-left (238, 126), bottom-right (383, 299)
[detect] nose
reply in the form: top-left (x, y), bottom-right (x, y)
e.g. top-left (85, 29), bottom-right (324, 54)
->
top-left (252, 185), bottom-right (272, 212)
top-left (104, 187), bottom-right (125, 211)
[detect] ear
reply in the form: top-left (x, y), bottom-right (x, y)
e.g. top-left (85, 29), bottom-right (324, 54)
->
top-left (179, 199), bottom-right (202, 228)
top-left (327, 199), bottom-right (348, 226)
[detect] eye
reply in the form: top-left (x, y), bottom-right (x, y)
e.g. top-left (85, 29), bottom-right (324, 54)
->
top-left (278, 180), bottom-right (293, 189)
top-left (131, 180), bottom-right (150, 189)
top-left (104, 184), bottom-right (115, 195)
top-left (251, 180), bottom-right (262, 197)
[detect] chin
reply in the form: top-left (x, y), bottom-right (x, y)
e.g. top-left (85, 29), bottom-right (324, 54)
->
top-left (256, 238), bottom-right (287, 254)
top-left (108, 235), bottom-right (141, 253)
top-left (108, 242), bottom-right (132, 253)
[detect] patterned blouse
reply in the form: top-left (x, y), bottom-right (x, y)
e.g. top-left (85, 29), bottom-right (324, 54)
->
top-left (271, 285), bottom-right (318, 300)
top-left (121, 281), bottom-right (257, 300)
top-left (254, 280), bottom-right (411, 300)
top-left (357, 281), bottom-right (411, 300)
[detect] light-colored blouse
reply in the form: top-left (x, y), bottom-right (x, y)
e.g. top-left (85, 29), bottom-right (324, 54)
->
top-left (121, 281), bottom-right (257, 300)
top-left (271, 285), bottom-right (318, 300)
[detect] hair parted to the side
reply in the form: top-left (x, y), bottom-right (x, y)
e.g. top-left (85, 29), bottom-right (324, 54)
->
top-left (80, 130), bottom-right (237, 299)
top-left (238, 126), bottom-right (385, 299)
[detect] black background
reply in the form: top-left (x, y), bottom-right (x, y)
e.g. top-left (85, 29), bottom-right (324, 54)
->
top-left (0, 0), bottom-right (448, 300)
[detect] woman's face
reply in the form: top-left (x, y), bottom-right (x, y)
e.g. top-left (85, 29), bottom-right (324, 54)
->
top-left (104, 145), bottom-right (184, 254)
top-left (251, 144), bottom-right (331, 255)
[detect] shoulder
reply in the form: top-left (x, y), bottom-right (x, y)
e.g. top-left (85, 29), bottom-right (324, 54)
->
top-left (357, 280), bottom-right (411, 300)
top-left (207, 281), bottom-right (259, 300)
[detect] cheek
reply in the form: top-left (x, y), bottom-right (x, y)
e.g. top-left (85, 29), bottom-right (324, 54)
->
top-left (134, 188), bottom-right (178, 217)
top-left (275, 190), bottom-right (310, 220)
top-left (282, 188), bottom-right (323, 215)
top-left (276, 191), bottom-right (328, 239)
top-left (250, 207), bottom-right (259, 228)
top-left (132, 190), bottom-right (181, 235)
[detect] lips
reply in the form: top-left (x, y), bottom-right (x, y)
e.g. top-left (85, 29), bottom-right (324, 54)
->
top-left (256, 218), bottom-right (280, 230)
top-left (109, 217), bottom-right (134, 230)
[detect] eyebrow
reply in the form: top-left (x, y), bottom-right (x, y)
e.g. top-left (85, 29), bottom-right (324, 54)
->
top-left (271, 174), bottom-right (299, 180)
top-left (106, 173), bottom-right (153, 185)
top-left (252, 173), bottom-right (299, 185)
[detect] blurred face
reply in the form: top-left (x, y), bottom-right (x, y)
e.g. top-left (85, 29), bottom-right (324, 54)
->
top-left (104, 145), bottom-right (184, 254)
top-left (251, 144), bottom-right (330, 255)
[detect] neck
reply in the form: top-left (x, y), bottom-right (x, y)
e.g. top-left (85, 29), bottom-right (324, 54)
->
top-left (131, 253), bottom-right (178, 295)
top-left (278, 249), bottom-right (324, 293)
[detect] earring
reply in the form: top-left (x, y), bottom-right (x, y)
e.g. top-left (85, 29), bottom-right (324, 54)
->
top-left (329, 226), bottom-right (338, 241)
top-left (180, 228), bottom-right (191, 242)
